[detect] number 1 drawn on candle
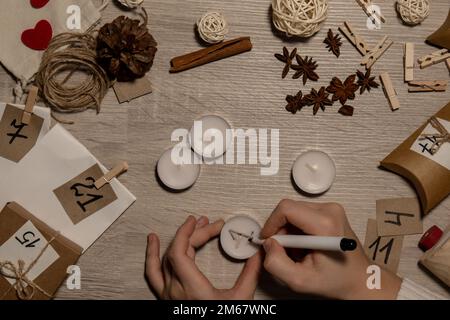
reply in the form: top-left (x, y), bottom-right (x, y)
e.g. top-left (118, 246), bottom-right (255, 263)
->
top-left (70, 177), bottom-right (104, 213)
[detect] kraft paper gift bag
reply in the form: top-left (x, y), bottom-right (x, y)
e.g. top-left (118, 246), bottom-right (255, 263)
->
top-left (0, 124), bottom-right (136, 252)
top-left (0, 202), bottom-right (82, 300)
top-left (381, 101), bottom-right (450, 214)
top-left (0, 0), bottom-right (102, 82)
top-left (0, 102), bottom-right (51, 175)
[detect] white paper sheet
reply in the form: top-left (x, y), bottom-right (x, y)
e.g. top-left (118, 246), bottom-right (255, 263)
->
top-left (410, 117), bottom-right (450, 170)
top-left (0, 124), bottom-right (136, 252)
top-left (0, 220), bottom-right (59, 286)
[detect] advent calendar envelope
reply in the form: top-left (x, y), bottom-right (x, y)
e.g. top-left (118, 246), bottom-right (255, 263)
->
top-left (0, 102), bottom-right (51, 164)
top-left (0, 124), bottom-right (136, 252)
top-left (0, 0), bottom-right (101, 81)
top-left (0, 202), bottom-right (82, 300)
top-left (381, 101), bottom-right (450, 214)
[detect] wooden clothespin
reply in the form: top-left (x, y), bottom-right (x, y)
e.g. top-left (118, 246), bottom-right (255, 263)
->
top-left (94, 161), bottom-right (129, 189)
top-left (361, 35), bottom-right (393, 69)
top-left (379, 72), bottom-right (400, 111)
top-left (338, 21), bottom-right (369, 56)
top-left (404, 43), bottom-right (414, 82)
top-left (355, 0), bottom-right (386, 24)
top-left (418, 49), bottom-right (450, 69)
top-left (408, 80), bottom-right (447, 92)
top-left (21, 86), bottom-right (38, 125)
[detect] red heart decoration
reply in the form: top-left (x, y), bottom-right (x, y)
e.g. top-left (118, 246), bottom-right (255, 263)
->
top-left (21, 20), bottom-right (53, 51)
top-left (30, 0), bottom-right (50, 9)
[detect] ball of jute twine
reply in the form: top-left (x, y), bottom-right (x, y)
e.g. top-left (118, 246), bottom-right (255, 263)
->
top-left (35, 32), bottom-right (110, 116)
top-left (116, 0), bottom-right (144, 9)
top-left (272, 0), bottom-right (328, 38)
top-left (396, 0), bottom-right (430, 25)
top-left (197, 12), bottom-right (229, 44)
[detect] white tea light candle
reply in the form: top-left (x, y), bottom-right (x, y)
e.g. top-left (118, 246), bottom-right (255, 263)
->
top-left (292, 150), bottom-right (336, 194)
top-left (220, 215), bottom-right (261, 260)
top-left (157, 146), bottom-right (201, 190)
top-left (189, 115), bottom-right (232, 159)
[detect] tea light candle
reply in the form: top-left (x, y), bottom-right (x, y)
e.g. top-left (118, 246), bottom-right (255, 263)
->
top-left (292, 150), bottom-right (336, 195)
top-left (189, 115), bottom-right (232, 159)
top-left (157, 146), bottom-right (201, 190)
top-left (220, 215), bottom-right (261, 260)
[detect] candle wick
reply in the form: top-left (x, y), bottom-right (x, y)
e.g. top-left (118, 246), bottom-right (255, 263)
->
top-left (306, 163), bottom-right (317, 172)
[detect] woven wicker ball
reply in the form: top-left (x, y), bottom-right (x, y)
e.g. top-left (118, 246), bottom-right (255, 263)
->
top-left (396, 0), bottom-right (430, 25)
top-left (272, 0), bottom-right (329, 38)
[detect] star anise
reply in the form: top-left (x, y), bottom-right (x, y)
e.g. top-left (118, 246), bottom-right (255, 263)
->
top-left (326, 75), bottom-right (359, 105)
top-left (304, 87), bottom-right (333, 115)
top-left (356, 69), bottom-right (379, 94)
top-left (338, 105), bottom-right (354, 116)
top-left (292, 55), bottom-right (319, 85)
top-left (285, 91), bottom-right (305, 114)
top-left (324, 29), bottom-right (342, 58)
top-left (275, 47), bottom-right (297, 79)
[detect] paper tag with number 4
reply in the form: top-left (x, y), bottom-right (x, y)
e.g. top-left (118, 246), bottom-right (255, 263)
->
top-left (0, 220), bottom-right (59, 286)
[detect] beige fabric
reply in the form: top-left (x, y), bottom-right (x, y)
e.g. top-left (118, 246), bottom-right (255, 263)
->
top-left (0, 0), bottom-right (101, 82)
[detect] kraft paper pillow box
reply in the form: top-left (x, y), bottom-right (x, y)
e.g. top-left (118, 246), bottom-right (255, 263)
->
top-left (0, 202), bottom-right (82, 300)
top-left (381, 101), bottom-right (450, 214)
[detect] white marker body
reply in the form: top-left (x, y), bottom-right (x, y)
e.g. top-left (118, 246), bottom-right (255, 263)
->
top-left (253, 235), bottom-right (344, 251)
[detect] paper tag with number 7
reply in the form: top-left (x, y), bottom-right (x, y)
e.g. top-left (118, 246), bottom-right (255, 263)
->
top-left (0, 104), bottom-right (44, 162)
top-left (0, 220), bottom-right (59, 286)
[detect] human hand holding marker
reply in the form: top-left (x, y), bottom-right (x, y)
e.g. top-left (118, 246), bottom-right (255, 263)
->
top-left (260, 200), bottom-right (402, 300)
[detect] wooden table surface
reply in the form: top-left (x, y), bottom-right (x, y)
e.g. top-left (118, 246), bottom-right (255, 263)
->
top-left (1, 0), bottom-right (449, 299)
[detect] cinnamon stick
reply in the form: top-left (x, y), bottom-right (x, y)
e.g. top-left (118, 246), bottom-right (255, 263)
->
top-left (170, 37), bottom-right (253, 73)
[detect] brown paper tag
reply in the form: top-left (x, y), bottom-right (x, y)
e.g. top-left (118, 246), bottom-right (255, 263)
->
top-left (53, 164), bottom-right (118, 225)
top-left (113, 77), bottom-right (152, 104)
top-left (0, 104), bottom-right (44, 162)
top-left (364, 219), bottom-right (404, 273)
top-left (376, 198), bottom-right (423, 236)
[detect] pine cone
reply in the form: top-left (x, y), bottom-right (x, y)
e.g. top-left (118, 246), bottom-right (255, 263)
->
top-left (97, 16), bottom-right (157, 82)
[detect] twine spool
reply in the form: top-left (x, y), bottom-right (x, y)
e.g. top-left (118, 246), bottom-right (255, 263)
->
top-left (35, 32), bottom-right (110, 115)
top-left (272, 0), bottom-right (328, 38)
top-left (197, 12), bottom-right (229, 44)
top-left (116, 0), bottom-right (144, 9)
top-left (396, 0), bottom-right (430, 25)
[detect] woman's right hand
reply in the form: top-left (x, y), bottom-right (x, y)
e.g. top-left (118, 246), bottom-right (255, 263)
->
top-left (260, 199), bottom-right (402, 300)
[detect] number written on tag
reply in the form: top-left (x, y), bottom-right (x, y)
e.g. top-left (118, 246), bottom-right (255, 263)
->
top-left (0, 104), bottom-right (44, 162)
top-left (53, 164), bottom-right (118, 225)
top-left (70, 177), bottom-right (104, 212)
top-left (15, 231), bottom-right (41, 248)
